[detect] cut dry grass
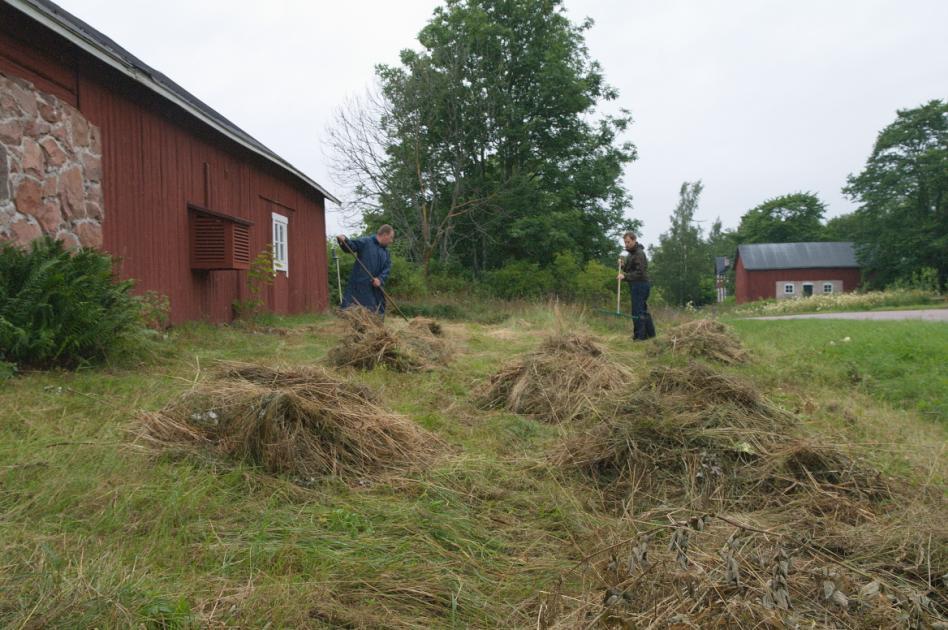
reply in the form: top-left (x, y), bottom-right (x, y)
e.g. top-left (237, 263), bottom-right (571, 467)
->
top-left (539, 504), bottom-right (946, 628)
top-left (137, 361), bottom-right (439, 482)
top-left (326, 307), bottom-right (451, 371)
top-left (554, 362), bottom-right (889, 509)
top-left (652, 318), bottom-right (749, 364)
top-left (475, 332), bottom-right (631, 423)
top-left (544, 356), bottom-right (946, 628)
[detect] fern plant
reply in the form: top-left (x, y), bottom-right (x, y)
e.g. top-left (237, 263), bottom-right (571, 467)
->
top-left (0, 237), bottom-right (141, 368)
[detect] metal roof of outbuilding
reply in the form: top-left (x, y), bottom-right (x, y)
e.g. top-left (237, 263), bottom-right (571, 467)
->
top-left (737, 242), bottom-right (858, 271)
top-left (6, 0), bottom-right (340, 205)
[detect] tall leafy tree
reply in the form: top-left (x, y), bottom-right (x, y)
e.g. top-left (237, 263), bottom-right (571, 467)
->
top-left (843, 99), bottom-right (947, 287)
top-left (823, 212), bottom-right (864, 242)
top-left (735, 192), bottom-right (828, 244)
top-left (650, 181), bottom-right (712, 306)
top-left (329, 0), bottom-right (637, 275)
top-left (706, 217), bottom-right (739, 259)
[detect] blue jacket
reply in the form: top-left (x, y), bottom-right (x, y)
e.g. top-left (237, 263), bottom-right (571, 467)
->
top-left (340, 235), bottom-right (391, 314)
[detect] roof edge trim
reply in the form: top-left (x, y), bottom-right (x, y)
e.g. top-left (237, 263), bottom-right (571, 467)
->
top-left (8, 0), bottom-right (340, 205)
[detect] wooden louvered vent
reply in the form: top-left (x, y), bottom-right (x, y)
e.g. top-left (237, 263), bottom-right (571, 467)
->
top-left (189, 204), bottom-right (253, 270)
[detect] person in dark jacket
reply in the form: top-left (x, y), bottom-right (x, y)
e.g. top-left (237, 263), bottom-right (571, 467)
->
top-left (617, 231), bottom-right (656, 340)
top-left (336, 225), bottom-right (394, 317)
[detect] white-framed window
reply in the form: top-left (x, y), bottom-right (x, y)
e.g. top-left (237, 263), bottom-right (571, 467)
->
top-left (784, 283), bottom-right (795, 294)
top-left (823, 283), bottom-right (834, 293)
top-left (272, 213), bottom-right (288, 274)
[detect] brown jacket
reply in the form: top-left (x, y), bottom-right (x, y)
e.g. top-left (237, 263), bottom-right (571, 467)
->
top-left (622, 243), bottom-right (649, 283)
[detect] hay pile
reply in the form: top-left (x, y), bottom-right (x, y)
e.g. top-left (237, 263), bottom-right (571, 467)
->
top-left (542, 360), bottom-right (947, 628)
top-left (540, 506), bottom-right (947, 628)
top-left (475, 333), bottom-right (632, 423)
top-left (138, 362), bottom-right (438, 481)
top-left (653, 318), bottom-right (749, 363)
top-left (326, 307), bottom-right (451, 371)
top-left (554, 362), bottom-right (888, 508)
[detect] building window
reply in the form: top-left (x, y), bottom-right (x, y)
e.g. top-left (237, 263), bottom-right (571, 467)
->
top-left (272, 213), bottom-right (288, 273)
top-left (823, 283), bottom-right (834, 293)
top-left (784, 283), bottom-right (795, 294)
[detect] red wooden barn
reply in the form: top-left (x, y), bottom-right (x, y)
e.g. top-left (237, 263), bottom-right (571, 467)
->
top-left (734, 242), bottom-right (861, 304)
top-left (0, 0), bottom-right (337, 323)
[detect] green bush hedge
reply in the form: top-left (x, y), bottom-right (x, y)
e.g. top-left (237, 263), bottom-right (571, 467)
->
top-left (327, 241), bottom-right (622, 306)
top-left (0, 237), bottom-right (142, 369)
top-left (481, 252), bottom-right (615, 304)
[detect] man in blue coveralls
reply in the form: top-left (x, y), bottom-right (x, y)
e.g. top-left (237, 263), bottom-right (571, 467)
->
top-left (335, 224), bottom-right (395, 317)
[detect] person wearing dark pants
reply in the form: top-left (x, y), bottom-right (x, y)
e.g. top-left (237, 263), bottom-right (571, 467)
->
top-left (618, 231), bottom-right (656, 340)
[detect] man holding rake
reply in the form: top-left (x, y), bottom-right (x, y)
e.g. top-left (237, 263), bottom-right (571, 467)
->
top-left (617, 231), bottom-right (656, 341)
top-left (336, 225), bottom-right (394, 317)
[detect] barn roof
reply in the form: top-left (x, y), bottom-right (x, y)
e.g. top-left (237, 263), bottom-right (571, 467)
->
top-left (715, 256), bottom-right (731, 275)
top-left (737, 242), bottom-right (858, 271)
top-left (6, 0), bottom-right (340, 204)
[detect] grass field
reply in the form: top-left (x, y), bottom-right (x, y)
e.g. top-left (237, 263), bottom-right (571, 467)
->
top-left (1, 306), bottom-right (945, 628)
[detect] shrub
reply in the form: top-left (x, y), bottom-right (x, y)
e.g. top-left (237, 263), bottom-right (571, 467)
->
top-left (484, 260), bottom-right (554, 299)
top-left (733, 288), bottom-right (940, 316)
top-left (424, 260), bottom-right (477, 295)
top-left (137, 291), bottom-right (171, 330)
top-left (0, 237), bottom-right (142, 369)
top-left (327, 239), bottom-right (354, 306)
top-left (891, 266), bottom-right (942, 293)
top-left (232, 247), bottom-right (275, 321)
top-left (574, 260), bottom-right (616, 306)
top-left (386, 252), bottom-right (427, 300)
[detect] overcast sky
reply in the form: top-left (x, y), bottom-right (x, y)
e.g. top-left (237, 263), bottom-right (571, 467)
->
top-left (55, 0), bottom-right (948, 246)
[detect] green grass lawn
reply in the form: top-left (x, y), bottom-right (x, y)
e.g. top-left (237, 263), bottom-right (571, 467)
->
top-left (1, 307), bottom-right (945, 628)
top-left (728, 318), bottom-right (948, 424)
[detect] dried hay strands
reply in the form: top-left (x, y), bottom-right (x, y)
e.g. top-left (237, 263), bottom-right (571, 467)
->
top-left (539, 506), bottom-right (947, 629)
top-left (553, 361), bottom-right (894, 510)
top-left (326, 307), bottom-right (450, 371)
top-left (653, 318), bottom-right (749, 364)
top-left (475, 333), bottom-right (631, 423)
top-left (137, 363), bottom-right (439, 482)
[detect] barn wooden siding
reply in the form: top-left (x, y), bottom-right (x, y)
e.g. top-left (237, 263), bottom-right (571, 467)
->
top-left (734, 256), bottom-right (861, 303)
top-left (1, 5), bottom-right (329, 323)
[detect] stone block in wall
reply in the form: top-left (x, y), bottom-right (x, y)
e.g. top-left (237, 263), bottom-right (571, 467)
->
top-left (56, 230), bottom-right (80, 250)
top-left (36, 96), bottom-right (61, 124)
top-left (39, 136), bottom-right (68, 168)
top-left (81, 152), bottom-right (101, 181)
top-left (42, 174), bottom-right (58, 197)
top-left (9, 218), bottom-right (41, 244)
top-left (37, 199), bottom-right (63, 232)
top-left (14, 178), bottom-right (42, 216)
top-left (75, 222), bottom-right (102, 248)
top-left (71, 110), bottom-right (90, 147)
top-left (58, 165), bottom-right (84, 218)
top-left (0, 119), bottom-right (24, 144)
top-left (8, 79), bottom-right (37, 119)
top-left (22, 138), bottom-right (44, 175)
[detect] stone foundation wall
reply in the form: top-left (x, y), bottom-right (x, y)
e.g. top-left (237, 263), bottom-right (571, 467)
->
top-left (0, 71), bottom-right (103, 249)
